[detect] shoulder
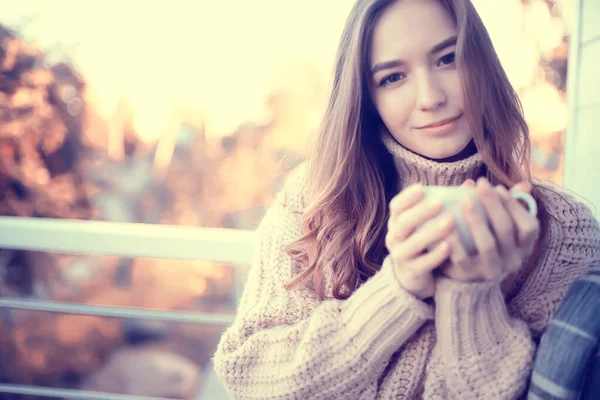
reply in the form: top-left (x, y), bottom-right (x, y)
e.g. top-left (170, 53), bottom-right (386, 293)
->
top-left (258, 162), bottom-right (308, 232)
top-left (534, 180), bottom-right (600, 251)
top-left (535, 180), bottom-right (596, 221)
top-left (276, 162), bottom-right (310, 212)
top-left (531, 180), bottom-right (600, 296)
top-left (507, 182), bottom-right (599, 333)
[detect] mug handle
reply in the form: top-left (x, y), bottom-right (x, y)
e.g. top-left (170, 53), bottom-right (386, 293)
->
top-left (511, 192), bottom-right (538, 216)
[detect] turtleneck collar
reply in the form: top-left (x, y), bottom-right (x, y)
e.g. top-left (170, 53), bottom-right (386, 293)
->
top-left (380, 130), bottom-right (485, 188)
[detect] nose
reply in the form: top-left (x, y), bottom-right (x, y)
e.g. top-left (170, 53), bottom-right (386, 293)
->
top-left (416, 71), bottom-right (446, 111)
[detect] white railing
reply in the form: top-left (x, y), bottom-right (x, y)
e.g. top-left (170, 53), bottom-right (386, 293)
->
top-left (0, 216), bottom-right (256, 400)
top-left (0, 217), bottom-right (255, 264)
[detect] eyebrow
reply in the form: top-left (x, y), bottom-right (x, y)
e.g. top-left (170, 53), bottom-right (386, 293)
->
top-left (370, 35), bottom-right (458, 76)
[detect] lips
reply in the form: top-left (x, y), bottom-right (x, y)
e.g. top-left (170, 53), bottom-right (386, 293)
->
top-left (417, 113), bottom-right (462, 129)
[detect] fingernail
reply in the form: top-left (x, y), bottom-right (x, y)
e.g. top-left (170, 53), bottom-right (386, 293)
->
top-left (480, 179), bottom-right (492, 190)
top-left (497, 185), bottom-right (511, 199)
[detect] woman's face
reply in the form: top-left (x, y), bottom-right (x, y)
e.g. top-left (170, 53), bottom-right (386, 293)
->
top-left (369, 0), bottom-right (473, 159)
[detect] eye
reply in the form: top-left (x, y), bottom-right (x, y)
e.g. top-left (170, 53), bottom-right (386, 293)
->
top-left (438, 52), bottom-right (456, 67)
top-left (379, 73), bottom-right (406, 87)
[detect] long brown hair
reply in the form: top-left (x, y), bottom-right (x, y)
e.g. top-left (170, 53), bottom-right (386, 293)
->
top-left (284, 0), bottom-right (549, 300)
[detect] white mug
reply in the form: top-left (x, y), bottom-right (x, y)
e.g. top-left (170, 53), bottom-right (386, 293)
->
top-left (419, 185), bottom-right (538, 254)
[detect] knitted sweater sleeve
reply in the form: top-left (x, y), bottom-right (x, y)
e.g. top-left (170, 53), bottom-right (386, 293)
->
top-left (213, 168), bottom-right (433, 399)
top-left (423, 185), bottom-right (600, 400)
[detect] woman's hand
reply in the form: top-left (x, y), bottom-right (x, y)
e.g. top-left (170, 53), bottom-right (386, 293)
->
top-left (442, 178), bottom-right (540, 282)
top-left (386, 184), bottom-right (457, 299)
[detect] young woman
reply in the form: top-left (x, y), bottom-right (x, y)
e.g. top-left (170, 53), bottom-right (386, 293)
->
top-left (214, 0), bottom-right (600, 398)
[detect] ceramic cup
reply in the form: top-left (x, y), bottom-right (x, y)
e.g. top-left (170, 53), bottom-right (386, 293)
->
top-left (419, 185), bottom-right (538, 254)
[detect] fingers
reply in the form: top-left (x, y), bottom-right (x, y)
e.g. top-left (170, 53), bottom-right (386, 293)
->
top-left (387, 185), bottom-right (457, 299)
top-left (461, 192), bottom-right (502, 279)
top-left (476, 178), bottom-right (517, 252)
top-left (462, 178), bottom-right (476, 187)
top-left (440, 179), bottom-right (537, 283)
top-left (394, 239), bottom-right (452, 300)
top-left (410, 241), bottom-right (451, 272)
top-left (491, 186), bottom-right (523, 272)
top-left (511, 180), bottom-right (532, 195)
top-left (444, 232), bottom-right (475, 281)
top-left (497, 185), bottom-right (540, 250)
top-left (400, 213), bottom-right (456, 258)
top-left (386, 184), bottom-right (453, 270)
top-left (387, 185), bottom-right (446, 245)
top-left (388, 199), bottom-right (445, 243)
top-left (389, 184), bottom-right (425, 218)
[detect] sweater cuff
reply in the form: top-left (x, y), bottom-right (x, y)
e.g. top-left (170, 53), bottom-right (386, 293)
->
top-left (434, 277), bottom-right (515, 360)
top-left (341, 256), bottom-right (433, 362)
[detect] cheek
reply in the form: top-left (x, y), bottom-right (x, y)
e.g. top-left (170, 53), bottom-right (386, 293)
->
top-left (375, 91), bottom-right (414, 129)
top-left (446, 73), bottom-right (465, 107)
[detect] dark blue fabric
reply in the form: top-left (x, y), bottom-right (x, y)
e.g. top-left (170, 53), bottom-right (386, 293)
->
top-left (582, 350), bottom-right (600, 399)
top-left (528, 271), bottom-right (600, 400)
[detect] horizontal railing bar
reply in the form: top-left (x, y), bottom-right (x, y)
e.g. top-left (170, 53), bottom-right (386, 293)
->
top-left (0, 216), bottom-right (256, 264)
top-left (0, 298), bottom-right (235, 326)
top-left (0, 383), bottom-right (179, 400)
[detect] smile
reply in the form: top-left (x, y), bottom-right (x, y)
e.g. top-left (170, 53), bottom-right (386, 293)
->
top-left (416, 113), bottom-right (463, 136)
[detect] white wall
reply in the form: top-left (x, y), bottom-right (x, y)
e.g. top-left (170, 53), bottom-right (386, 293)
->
top-left (564, 0), bottom-right (600, 218)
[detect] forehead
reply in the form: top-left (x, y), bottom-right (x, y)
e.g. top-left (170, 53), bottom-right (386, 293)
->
top-left (370, 0), bottom-right (457, 63)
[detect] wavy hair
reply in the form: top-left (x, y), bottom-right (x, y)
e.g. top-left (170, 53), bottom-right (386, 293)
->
top-left (284, 0), bottom-right (549, 300)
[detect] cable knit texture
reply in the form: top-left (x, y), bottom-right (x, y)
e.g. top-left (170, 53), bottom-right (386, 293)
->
top-left (214, 131), bottom-right (600, 399)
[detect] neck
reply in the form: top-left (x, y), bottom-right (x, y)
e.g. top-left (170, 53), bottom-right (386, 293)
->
top-left (412, 139), bottom-right (478, 163)
top-left (380, 131), bottom-right (484, 188)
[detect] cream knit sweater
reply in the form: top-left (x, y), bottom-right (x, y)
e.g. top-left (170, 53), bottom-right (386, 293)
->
top-left (213, 132), bottom-right (600, 399)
